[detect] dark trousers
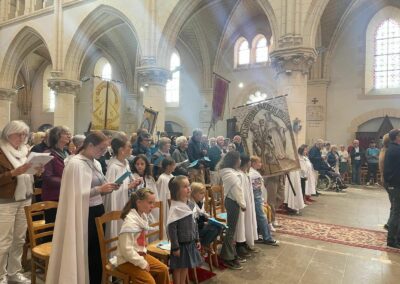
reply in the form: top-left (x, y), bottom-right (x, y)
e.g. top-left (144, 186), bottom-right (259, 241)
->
top-left (386, 187), bottom-right (400, 245)
top-left (367, 163), bottom-right (378, 183)
top-left (88, 204), bottom-right (105, 284)
top-left (220, 197), bottom-right (240, 261)
top-left (301, 178), bottom-right (306, 197)
top-left (352, 160), bottom-right (361, 184)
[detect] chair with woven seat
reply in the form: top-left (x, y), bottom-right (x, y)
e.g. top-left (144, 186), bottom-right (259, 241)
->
top-left (95, 210), bottom-right (130, 284)
top-left (24, 201), bottom-right (57, 284)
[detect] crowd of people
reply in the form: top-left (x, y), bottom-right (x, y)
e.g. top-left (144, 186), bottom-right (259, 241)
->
top-left (0, 119), bottom-right (397, 284)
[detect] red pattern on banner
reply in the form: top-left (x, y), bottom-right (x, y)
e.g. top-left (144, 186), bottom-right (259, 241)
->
top-left (212, 75), bottom-right (229, 123)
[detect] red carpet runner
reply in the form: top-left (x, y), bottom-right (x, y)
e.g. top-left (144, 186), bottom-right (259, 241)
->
top-left (276, 215), bottom-right (400, 254)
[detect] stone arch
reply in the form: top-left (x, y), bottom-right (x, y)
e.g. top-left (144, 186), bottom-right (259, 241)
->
top-left (0, 26), bottom-right (52, 88)
top-left (302, 0), bottom-right (331, 47)
top-left (165, 114), bottom-right (189, 135)
top-left (63, 4), bottom-right (142, 82)
top-left (348, 108), bottom-right (400, 134)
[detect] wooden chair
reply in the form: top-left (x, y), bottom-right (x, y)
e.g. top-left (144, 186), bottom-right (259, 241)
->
top-left (95, 211), bottom-right (130, 284)
top-left (146, 201), bottom-right (170, 264)
top-left (209, 185), bottom-right (225, 221)
top-left (24, 201), bottom-right (57, 284)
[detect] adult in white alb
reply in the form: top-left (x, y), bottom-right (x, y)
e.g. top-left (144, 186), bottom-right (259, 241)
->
top-left (298, 145), bottom-right (316, 202)
top-left (284, 170), bottom-right (305, 213)
top-left (46, 132), bottom-right (119, 284)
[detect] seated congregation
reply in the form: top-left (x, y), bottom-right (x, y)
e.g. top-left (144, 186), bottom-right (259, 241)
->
top-left (1, 121), bottom-right (366, 284)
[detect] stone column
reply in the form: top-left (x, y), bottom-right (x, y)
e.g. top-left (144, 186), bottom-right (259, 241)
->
top-left (48, 79), bottom-right (81, 133)
top-left (199, 88), bottom-right (213, 135)
top-left (270, 48), bottom-right (317, 146)
top-left (136, 66), bottom-right (170, 134)
top-left (0, 88), bottom-right (17, 129)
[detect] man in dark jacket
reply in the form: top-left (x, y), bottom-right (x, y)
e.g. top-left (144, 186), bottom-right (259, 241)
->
top-left (233, 135), bottom-right (245, 154)
top-left (209, 136), bottom-right (225, 171)
top-left (384, 129), bottom-right (400, 248)
top-left (187, 129), bottom-right (204, 162)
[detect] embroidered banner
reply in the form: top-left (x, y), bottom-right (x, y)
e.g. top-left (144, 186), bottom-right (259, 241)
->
top-left (212, 74), bottom-right (229, 124)
top-left (232, 96), bottom-right (300, 177)
top-left (92, 78), bottom-right (121, 130)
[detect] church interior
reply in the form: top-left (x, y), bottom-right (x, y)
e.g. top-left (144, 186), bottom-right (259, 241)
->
top-left (1, 0), bottom-right (400, 283)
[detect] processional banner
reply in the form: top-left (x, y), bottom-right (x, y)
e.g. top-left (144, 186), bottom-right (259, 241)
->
top-left (92, 78), bottom-right (121, 130)
top-left (232, 96), bottom-right (300, 177)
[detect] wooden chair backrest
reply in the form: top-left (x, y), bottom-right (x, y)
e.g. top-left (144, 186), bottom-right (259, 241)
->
top-left (210, 185), bottom-right (225, 218)
top-left (95, 211), bottom-right (122, 269)
top-left (146, 201), bottom-right (163, 241)
top-left (24, 201), bottom-right (58, 247)
top-left (204, 188), bottom-right (213, 216)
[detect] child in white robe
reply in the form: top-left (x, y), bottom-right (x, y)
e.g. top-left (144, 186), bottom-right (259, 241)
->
top-left (104, 135), bottom-right (142, 240)
top-left (235, 155), bottom-right (258, 258)
top-left (284, 170), bottom-right (305, 214)
top-left (156, 157), bottom-right (176, 239)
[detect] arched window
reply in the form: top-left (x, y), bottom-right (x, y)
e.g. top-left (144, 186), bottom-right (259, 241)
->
top-left (253, 35), bottom-right (269, 63)
top-left (43, 64), bottom-right (55, 112)
top-left (365, 7), bottom-right (400, 95)
top-left (246, 90), bottom-right (268, 104)
top-left (94, 57), bottom-right (112, 81)
top-left (238, 40), bottom-right (250, 65)
top-left (166, 51), bottom-right (180, 107)
top-left (374, 19), bottom-right (400, 89)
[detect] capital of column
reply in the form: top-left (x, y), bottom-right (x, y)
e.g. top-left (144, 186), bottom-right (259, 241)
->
top-left (136, 66), bottom-right (170, 87)
top-left (270, 48), bottom-right (317, 76)
top-left (0, 88), bottom-right (17, 101)
top-left (48, 78), bottom-right (81, 95)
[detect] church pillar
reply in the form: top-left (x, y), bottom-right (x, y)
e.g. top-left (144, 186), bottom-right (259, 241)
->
top-left (306, 80), bottom-right (329, 144)
top-left (199, 88), bottom-right (213, 135)
top-left (136, 66), bottom-right (169, 134)
top-left (270, 48), bottom-right (317, 146)
top-left (48, 79), bottom-right (81, 133)
top-left (0, 88), bottom-right (16, 129)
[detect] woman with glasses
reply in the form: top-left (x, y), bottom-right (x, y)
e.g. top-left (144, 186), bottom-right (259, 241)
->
top-left (0, 120), bottom-right (42, 284)
top-left (41, 126), bottom-right (71, 224)
top-left (47, 131), bottom-right (120, 284)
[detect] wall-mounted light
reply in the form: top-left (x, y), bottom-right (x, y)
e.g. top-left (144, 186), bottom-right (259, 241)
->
top-left (238, 82), bottom-right (244, 88)
top-left (140, 87), bottom-right (145, 92)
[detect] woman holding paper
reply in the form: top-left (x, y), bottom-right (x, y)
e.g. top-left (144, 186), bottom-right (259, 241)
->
top-left (42, 126), bottom-right (71, 224)
top-left (0, 120), bottom-right (42, 284)
top-left (47, 131), bottom-right (119, 284)
top-left (104, 134), bottom-right (142, 239)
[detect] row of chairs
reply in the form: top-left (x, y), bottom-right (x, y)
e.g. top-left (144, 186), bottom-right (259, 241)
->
top-left (23, 185), bottom-right (226, 284)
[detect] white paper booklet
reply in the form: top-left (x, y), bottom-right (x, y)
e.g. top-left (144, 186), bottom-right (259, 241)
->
top-left (26, 152), bottom-right (54, 174)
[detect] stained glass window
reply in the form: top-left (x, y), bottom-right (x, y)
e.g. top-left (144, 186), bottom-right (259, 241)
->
top-left (374, 19), bottom-right (400, 89)
top-left (166, 51), bottom-right (180, 107)
top-left (238, 40), bottom-right (250, 65)
top-left (247, 91), bottom-right (268, 104)
top-left (255, 37), bottom-right (268, 63)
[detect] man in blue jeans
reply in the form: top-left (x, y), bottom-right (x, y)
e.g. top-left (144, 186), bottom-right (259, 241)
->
top-left (383, 129), bottom-right (400, 249)
top-left (249, 156), bottom-right (279, 245)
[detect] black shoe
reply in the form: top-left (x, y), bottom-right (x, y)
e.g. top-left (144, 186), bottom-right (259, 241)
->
top-left (384, 224), bottom-right (389, 231)
top-left (224, 259), bottom-right (243, 270)
top-left (387, 243), bottom-right (400, 249)
top-left (262, 239), bottom-right (280, 246)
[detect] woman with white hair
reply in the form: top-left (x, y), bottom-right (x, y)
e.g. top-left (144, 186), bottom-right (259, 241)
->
top-left (0, 120), bottom-right (42, 284)
top-left (171, 136), bottom-right (189, 175)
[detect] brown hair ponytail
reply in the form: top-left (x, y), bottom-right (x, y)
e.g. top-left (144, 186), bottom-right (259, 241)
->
top-left (120, 188), bottom-right (154, 220)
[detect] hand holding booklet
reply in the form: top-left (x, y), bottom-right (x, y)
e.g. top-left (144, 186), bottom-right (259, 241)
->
top-left (26, 152), bottom-right (54, 174)
top-left (114, 171), bottom-right (132, 185)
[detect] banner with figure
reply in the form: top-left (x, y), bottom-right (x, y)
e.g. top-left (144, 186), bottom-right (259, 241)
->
top-left (232, 96), bottom-right (299, 177)
top-left (92, 77), bottom-right (121, 130)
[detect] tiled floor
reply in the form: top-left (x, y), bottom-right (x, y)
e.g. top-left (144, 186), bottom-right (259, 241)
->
top-left (204, 186), bottom-right (400, 284)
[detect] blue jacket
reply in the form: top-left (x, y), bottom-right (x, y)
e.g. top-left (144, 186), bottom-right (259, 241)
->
top-left (308, 145), bottom-right (331, 172)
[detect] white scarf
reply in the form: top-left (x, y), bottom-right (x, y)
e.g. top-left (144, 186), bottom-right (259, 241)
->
top-left (119, 209), bottom-right (153, 234)
top-left (0, 140), bottom-right (33, 200)
top-left (167, 200), bottom-right (194, 226)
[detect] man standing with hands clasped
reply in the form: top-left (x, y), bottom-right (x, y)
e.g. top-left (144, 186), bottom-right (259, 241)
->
top-left (383, 129), bottom-right (400, 249)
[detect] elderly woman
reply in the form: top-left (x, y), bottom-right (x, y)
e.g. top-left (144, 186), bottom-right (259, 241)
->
top-left (42, 126), bottom-right (71, 224)
top-left (0, 120), bottom-right (41, 284)
top-left (151, 137), bottom-right (171, 178)
top-left (172, 136), bottom-right (189, 175)
top-left (67, 134), bottom-right (85, 155)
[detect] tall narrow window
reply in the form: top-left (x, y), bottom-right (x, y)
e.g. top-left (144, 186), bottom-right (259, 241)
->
top-left (102, 63), bottom-right (112, 81)
top-left (238, 40), bottom-right (250, 65)
top-left (43, 65), bottom-right (55, 112)
top-left (166, 51), bottom-right (180, 107)
top-left (94, 57), bottom-right (112, 81)
top-left (255, 36), bottom-right (268, 63)
top-left (374, 19), bottom-right (400, 89)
